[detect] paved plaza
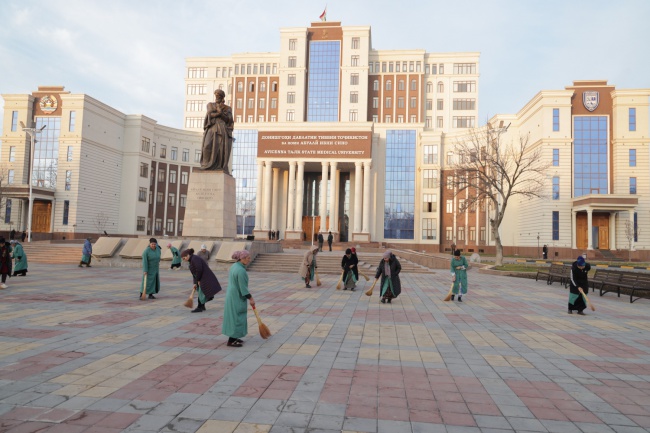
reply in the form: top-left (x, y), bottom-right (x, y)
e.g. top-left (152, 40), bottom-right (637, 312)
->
top-left (1, 260), bottom-right (650, 433)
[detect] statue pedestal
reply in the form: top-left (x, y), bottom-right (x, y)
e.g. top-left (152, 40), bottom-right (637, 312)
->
top-left (182, 170), bottom-right (236, 238)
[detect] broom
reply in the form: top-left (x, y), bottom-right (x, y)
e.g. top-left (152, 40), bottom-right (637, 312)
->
top-left (335, 270), bottom-right (344, 290)
top-left (443, 282), bottom-right (454, 302)
top-left (316, 269), bottom-right (322, 286)
top-left (365, 278), bottom-right (378, 296)
top-left (252, 305), bottom-right (272, 339)
top-left (358, 270), bottom-right (370, 281)
top-left (140, 274), bottom-right (147, 301)
top-left (183, 287), bottom-right (195, 308)
top-left (578, 287), bottom-right (596, 312)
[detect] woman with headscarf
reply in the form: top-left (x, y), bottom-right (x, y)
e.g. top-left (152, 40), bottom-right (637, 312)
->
top-left (12, 240), bottom-right (27, 276)
top-left (375, 250), bottom-right (402, 303)
top-left (140, 238), bottom-right (161, 299)
top-left (341, 248), bottom-right (358, 291)
top-left (181, 248), bottom-right (222, 313)
top-left (197, 244), bottom-right (210, 262)
top-left (79, 237), bottom-right (92, 267)
top-left (298, 245), bottom-right (319, 288)
top-left (222, 250), bottom-right (256, 347)
top-left (167, 243), bottom-right (181, 270)
top-left (568, 255), bottom-right (590, 315)
top-left (450, 249), bottom-right (469, 302)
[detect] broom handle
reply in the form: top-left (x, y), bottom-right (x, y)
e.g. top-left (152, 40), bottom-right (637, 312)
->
top-left (141, 274), bottom-right (147, 298)
top-left (252, 305), bottom-right (263, 325)
top-left (579, 287), bottom-right (595, 311)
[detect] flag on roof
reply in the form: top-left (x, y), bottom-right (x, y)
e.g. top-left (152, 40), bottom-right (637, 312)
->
top-left (319, 7), bottom-right (327, 21)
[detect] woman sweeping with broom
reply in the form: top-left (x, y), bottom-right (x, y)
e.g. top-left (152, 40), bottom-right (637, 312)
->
top-left (222, 250), bottom-right (256, 347)
top-left (568, 255), bottom-right (591, 315)
top-left (375, 250), bottom-right (402, 303)
top-left (299, 246), bottom-right (319, 288)
top-left (181, 248), bottom-right (222, 313)
top-left (449, 250), bottom-right (469, 302)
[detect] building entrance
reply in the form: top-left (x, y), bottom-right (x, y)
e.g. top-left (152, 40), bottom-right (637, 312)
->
top-left (576, 213), bottom-right (609, 250)
top-left (32, 200), bottom-right (51, 233)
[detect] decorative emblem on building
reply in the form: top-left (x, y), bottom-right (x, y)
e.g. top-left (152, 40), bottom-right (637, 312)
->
top-left (583, 91), bottom-right (599, 112)
top-left (39, 95), bottom-right (58, 114)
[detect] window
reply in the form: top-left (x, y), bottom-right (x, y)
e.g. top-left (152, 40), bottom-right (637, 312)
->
top-left (140, 163), bottom-right (148, 178)
top-left (480, 227), bottom-right (486, 241)
top-left (426, 82), bottom-right (433, 93)
top-left (181, 171), bottom-right (189, 184)
top-left (629, 149), bottom-right (636, 167)
top-left (422, 194), bottom-right (437, 212)
top-left (168, 193), bottom-right (176, 206)
top-left (372, 115), bottom-right (378, 122)
top-left (457, 227), bottom-right (465, 241)
top-left (453, 116), bottom-right (475, 128)
top-left (397, 115), bottom-right (404, 123)
top-left (397, 97), bottom-right (404, 108)
top-left (288, 56), bottom-right (297, 67)
top-left (270, 98), bottom-right (277, 109)
top-left (439, 64), bottom-right (444, 74)
top-left (286, 110), bottom-right (295, 121)
top-left (423, 146), bottom-right (438, 164)
top-left (453, 81), bottom-right (476, 92)
top-left (384, 130), bottom-right (415, 239)
top-left (69, 111), bottom-right (76, 132)
top-left (411, 79), bottom-right (417, 91)
top-left (166, 219), bottom-right (174, 233)
top-left (287, 93), bottom-right (295, 103)
top-left (373, 80), bottom-right (379, 91)
top-left (158, 168), bottom-right (165, 182)
top-left (195, 150), bottom-right (201, 163)
top-left (8, 146), bottom-right (15, 162)
top-left (236, 99), bottom-right (243, 109)
top-left (425, 117), bottom-right (432, 128)
top-left (552, 176), bottom-right (560, 200)
top-left (453, 99), bottom-right (476, 110)
top-left (385, 97), bottom-right (392, 109)
top-left (289, 38), bottom-right (296, 50)
top-left (372, 97), bottom-right (379, 109)
top-left (160, 145), bottom-right (167, 159)
top-left (62, 200), bottom-right (69, 225)
top-left (437, 117), bottom-right (443, 128)
top-left (386, 80), bottom-right (392, 91)
top-left (552, 211), bottom-right (559, 241)
top-left (447, 152), bottom-right (454, 166)
top-left (350, 92), bottom-right (358, 103)
top-left (260, 81), bottom-right (266, 92)
top-left (187, 67), bottom-right (206, 78)
top-left (4, 199), bottom-right (11, 224)
top-left (453, 63), bottom-right (476, 74)
top-left (630, 177), bottom-right (637, 194)
top-left (141, 137), bottom-right (150, 153)
top-left (169, 170), bottom-right (177, 184)
top-left (574, 116), bottom-right (608, 196)
top-left (185, 117), bottom-right (202, 129)
top-left (351, 55), bottom-right (359, 66)
top-left (349, 110), bottom-right (358, 121)
top-left (271, 81), bottom-right (278, 92)
top-left (437, 82), bottom-right (444, 93)
top-left (553, 149), bottom-right (559, 166)
top-left (469, 227), bottom-right (476, 241)
top-left (410, 115), bottom-right (417, 123)
top-left (180, 194), bottom-right (187, 207)
top-left (182, 148), bottom-right (189, 162)
top-left (629, 108), bottom-right (636, 131)
top-left (8, 169), bottom-right (14, 184)
top-left (446, 227), bottom-right (453, 241)
top-left (351, 37), bottom-right (360, 49)
top-left (259, 98), bottom-right (265, 109)
top-left (170, 147), bottom-right (177, 160)
top-left (446, 199), bottom-right (453, 213)
top-left (247, 98), bottom-right (254, 109)
top-left (155, 218), bottom-right (162, 232)
top-left (237, 82), bottom-right (243, 92)
top-left (186, 100), bottom-right (204, 112)
top-left (186, 84), bottom-right (206, 95)
top-left (157, 192), bottom-right (163, 203)
top-left (137, 216), bottom-right (145, 231)
top-left (422, 218), bottom-right (437, 240)
top-left (288, 74), bottom-right (296, 85)
top-left (65, 170), bottom-right (72, 191)
top-left (553, 108), bottom-right (560, 131)
top-left (410, 97), bottom-right (417, 109)
top-left (350, 74), bottom-right (359, 85)
top-left (138, 187), bottom-right (147, 202)
top-left (398, 80), bottom-right (405, 91)
top-left (11, 111), bottom-right (18, 132)
top-left (437, 99), bottom-right (444, 110)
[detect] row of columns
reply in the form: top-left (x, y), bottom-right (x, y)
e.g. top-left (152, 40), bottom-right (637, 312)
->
top-left (254, 160), bottom-right (372, 237)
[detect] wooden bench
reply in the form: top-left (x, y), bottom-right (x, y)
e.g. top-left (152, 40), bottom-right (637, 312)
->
top-left (590, 269), bottom-right (621, 294)
top-left (630, 273), bottom-right (650, 304)
top-left (548, 264), bottom-right (570, 287)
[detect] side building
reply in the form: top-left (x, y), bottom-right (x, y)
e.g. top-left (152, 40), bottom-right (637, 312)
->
top-left (185, 20), bottom-right (480, 246)
top-left (0, 86), bottom-right (202, 240)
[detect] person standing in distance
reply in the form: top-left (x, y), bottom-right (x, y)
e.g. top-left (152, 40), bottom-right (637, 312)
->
top-left (141, 238), bottom-right (161, 299)
top-left (568, 255), bottom-right (590, 315)
top-left (327, 231), bottom-right (333, 251)
top-left (450, 250), bottom-right (469, 302)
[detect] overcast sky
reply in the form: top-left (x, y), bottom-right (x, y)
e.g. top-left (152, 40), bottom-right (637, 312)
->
top-left (1, 0), bottom-right (648, 130)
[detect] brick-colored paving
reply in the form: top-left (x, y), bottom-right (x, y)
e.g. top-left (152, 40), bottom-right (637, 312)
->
top-left (1, 263), bottom-right (650, 432)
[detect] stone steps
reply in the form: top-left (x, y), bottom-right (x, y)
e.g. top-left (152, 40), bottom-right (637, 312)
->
top-left (21, 244), bottom-right (82, 264)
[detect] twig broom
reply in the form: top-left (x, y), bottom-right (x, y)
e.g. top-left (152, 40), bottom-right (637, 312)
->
top-left (140, 275), bottom-right (147, 301)
top-left (183, 287), bottom-right (195, 308)
top-left (316, 270), bottom-right (322, 286)
top-left (578, 287), bottom-right (596, 312)
top-left (443, 282), bottom-right (454, 302)
top-left (252, 305), bottom-right (272, 339)
top-left (365, 278), bottom-right (378, 296)
top-left (358, 270), bottom-right (370, 281)
top-left (335, 270), bottom-right (344, 290)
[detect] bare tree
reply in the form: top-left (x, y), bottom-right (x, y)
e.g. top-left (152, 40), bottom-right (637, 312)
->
top-left (624, 218), bottom-right (639, 261)
top-left (448, 126), bottom-right (550, 265)
top-left (94, 212), bottom-right (109, 235)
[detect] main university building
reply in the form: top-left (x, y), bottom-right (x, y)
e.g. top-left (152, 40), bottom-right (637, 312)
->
top-left (1, 21), bottom-right (649, 259)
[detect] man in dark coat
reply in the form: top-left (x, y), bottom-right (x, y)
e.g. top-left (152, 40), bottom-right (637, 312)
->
top-left (317, 233), bottom-right (324, 252)
top-left (568, 255), bottom-right (590, 315)
top-left (181, 248), bottom-right (222, 313)
top-left (542, 245), bottom-right (548, 260)
top-left (327, 231), bottom-right (333, 251)
top-left (375, 250), bottom-right (401, 303)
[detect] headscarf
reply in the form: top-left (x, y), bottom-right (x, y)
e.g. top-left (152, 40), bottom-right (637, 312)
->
top-left (351, 247), bottom-right (356, 253)
top-left (382, 250), bottom-right (391, 259)
top-left (454, 249), bottom-right (461, 257)
top-left (167, 243), bottom-right (172, 248)
top-left (232, 250), bottom-right (251, 261)
top-left (312, 245), bottom-right (319, 253)
top-left (383, 250), bottom-right (392, 277)
top-left (181, 248), bottom-right (194, 258)
top-left (201, 244), bottom-right (207, 250)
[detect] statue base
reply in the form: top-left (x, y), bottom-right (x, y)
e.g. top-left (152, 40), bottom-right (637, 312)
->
top-left (182, 170), bottom-right (236, 238)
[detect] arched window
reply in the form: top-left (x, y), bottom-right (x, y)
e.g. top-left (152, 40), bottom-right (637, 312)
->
top-left (271, 81), bottom-right (278, 92)
top-left (426, 81), bottom-right (433, 93)
top-left (386, 80), bottom-right (392, 91)
top-left (237, 82), bottom-right (243, 92)
top-left (260, 81), bottom-right (266, 92)
top-left (437, 81), bottom-right (444, 93)
top-left (249, 82), bottom-right (255, 92)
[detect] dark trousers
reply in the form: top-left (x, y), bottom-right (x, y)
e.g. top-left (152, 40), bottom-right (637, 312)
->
top-left (328, 242), bottom-right (332, 251)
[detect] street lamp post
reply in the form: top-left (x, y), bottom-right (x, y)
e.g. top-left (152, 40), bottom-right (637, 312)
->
top-left (20, 122), bottom-right (46, 243)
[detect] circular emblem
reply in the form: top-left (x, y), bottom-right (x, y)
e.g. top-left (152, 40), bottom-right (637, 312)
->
top-left (39, 95), bottom-right (58, 114)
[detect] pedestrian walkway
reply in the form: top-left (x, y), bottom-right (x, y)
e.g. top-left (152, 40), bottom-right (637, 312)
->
top-left (0, 264), bottom-right (649, 433)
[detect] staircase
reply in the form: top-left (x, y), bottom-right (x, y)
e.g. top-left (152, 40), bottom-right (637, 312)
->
top-left (21, 243), bottom-right (82, 265)
top-left (248, 251), bottom-right (435, 274)
top-left (594, 249), bottom-right (626, 262)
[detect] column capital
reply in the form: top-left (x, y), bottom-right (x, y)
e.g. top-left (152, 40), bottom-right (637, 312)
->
top-left (363, 160), bottom-right (372, 168)
top-left (297, 160), bottom-right (305, 167)
top-left (321, 161), bottom-right (330, 167)
top-left (354, 161), bottom-right (363, 168)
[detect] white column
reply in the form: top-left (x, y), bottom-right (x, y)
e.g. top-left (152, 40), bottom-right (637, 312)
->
top-left (263, 161), bottom-right (273, 231)
top-left (320, 162), bottom-right (329, 233)
top-left (354, 161), bottom-right (363, 233)
top-left (587, 209), bottom-right (593, 250)
top-left (609, 212), bottom-right (616, 250)
top-left (294, 161), bottom-right (305, 231)
top-left (629, 210), bottom-right (636, 251)
top-left (571, 210), bottom-right (577, 249)
top-left (271, 167), bottom-right (280, 233)
top-left (333, 168), bottom-right (340, 233)
top-left (362, 160), bottom-right (371, 233)
top-left (286, 161), bottom-right (296, 231)
top-left (254, 161), bottom-right (264, 230)
top-left (329, 161), bottom-right (338, 232)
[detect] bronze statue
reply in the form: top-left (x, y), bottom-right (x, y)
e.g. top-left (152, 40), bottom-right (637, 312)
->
top-left (200, 89), bottom-right (234, 173)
